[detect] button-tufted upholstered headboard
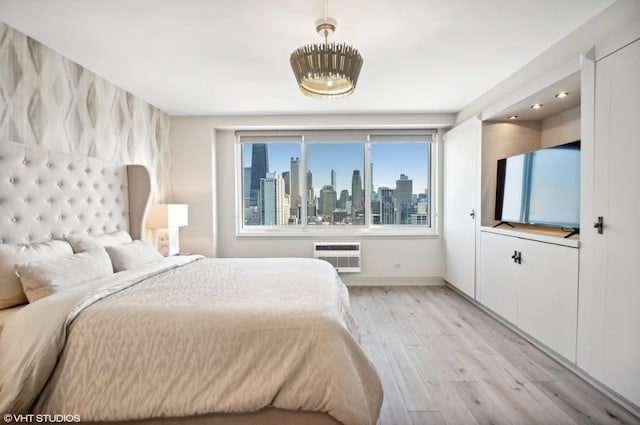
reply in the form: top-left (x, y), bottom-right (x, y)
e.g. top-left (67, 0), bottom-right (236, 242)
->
top-left (0, 141), bottom-right (151, 245)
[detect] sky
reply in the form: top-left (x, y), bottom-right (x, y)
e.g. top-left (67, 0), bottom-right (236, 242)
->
top-left (243, 142), bottom-right (430, 195)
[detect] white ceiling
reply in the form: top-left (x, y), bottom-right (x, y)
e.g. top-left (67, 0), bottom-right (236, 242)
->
top-left (0, 0), bottom-right (614, 116)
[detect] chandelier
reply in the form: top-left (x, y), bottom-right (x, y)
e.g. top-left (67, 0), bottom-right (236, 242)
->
top-left (290, 2), bottom-right (363, 99)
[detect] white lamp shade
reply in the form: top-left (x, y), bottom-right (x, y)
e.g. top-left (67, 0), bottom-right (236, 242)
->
top-left (146, 204), bottom-right (189, 229)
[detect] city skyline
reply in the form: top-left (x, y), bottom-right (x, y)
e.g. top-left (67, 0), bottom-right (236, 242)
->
top-left (242, 142), bottom-right (429, 195)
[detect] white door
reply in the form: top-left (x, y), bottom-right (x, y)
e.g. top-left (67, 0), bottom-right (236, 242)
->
top-left (590, 38), bottom-right (640, 406)
top-left (478, 231), bottom-right (518, 324)
top-left (517, 239), bottom-right (579, 362)
top-left (443, 118), bottom-right (480, 298)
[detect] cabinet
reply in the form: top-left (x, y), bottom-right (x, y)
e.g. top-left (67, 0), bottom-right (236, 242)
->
top-left (479, 229), bottom-right (579, 361)
top-left (443, 118), bottom-right (481, 298)
top-left (578, 36), bottom-right (640, 407)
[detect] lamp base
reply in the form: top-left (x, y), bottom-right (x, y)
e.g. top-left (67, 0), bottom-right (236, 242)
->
top-left (153, 228), bottom-right (180, 256)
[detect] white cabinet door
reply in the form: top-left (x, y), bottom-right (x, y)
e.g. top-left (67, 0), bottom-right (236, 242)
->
top-left (517, 239), bottom-right (579, 362)
top-left (586, 37), bottom-right (640, 406)
top-left (443, 118), bottom-right (480, 298)
top-left (478, 231), bottom-right (518, 324)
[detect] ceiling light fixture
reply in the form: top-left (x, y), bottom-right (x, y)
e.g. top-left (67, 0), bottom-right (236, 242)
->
top-left (531, 103), bottom-right (544, 109)
top-left (290, 0), bottom-right (363, 99)
top-left (508, 115), bottom-right (518, 120)
top-left (555, 91), bottom-right (570, 98)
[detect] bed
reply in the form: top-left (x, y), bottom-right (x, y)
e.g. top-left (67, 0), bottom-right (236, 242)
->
top-left (0, 141), bottom-right (383, 425)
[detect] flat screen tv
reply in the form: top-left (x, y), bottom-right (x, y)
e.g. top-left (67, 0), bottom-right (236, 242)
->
top-left (495, 141), bottom-right (580, 232)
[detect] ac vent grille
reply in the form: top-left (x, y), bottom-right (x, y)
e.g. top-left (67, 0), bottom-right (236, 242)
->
top-left (313, 242), bottom-right (361, 273)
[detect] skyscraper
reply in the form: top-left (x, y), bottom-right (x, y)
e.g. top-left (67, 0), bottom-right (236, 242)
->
top-left (307, 170), bottom-right (315, 211)
top-left (243, 166), bottom-right (251, 207)
top-left (290, 157), bottom-right (301, 217)
top-left (396, 173), bottom-right (413, 224)
top-left (249, 144), bottom-right (269, 207)
top-left (319, 185), bottom-right (337, 222)
top-left (282, 171), bottom-right (290, 195)
top-left (379, 187), bottom-right (395, 224)
top-left (259, 172), bottom-right (288, 225)
top-left (331, 169), bottom-right (336, 188)
top-left (338, 189), bottom-right (349, 209)
top-left (351, 170), bottom-right (364, 224)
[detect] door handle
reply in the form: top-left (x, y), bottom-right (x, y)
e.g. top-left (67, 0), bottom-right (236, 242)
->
top-left (470, 210), bottom-right (475, 219)
top-left (511, 250), bottom-right (522, 264)
top-left (594, 216), bottom-right (604, 234)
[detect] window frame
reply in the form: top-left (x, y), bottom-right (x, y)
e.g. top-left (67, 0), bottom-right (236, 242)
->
top-left (235, 129), bottom-right (438, 238)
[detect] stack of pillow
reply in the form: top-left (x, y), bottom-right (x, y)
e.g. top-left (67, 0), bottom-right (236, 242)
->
top-left (0, 231), bottom-right (164, 310)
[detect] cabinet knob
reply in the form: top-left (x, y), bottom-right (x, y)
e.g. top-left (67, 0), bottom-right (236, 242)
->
top-left (470, 210), bottom-right (475, 219)
top-left (511, 250), bottom-right (522, 264)
top-left (594, 216), bottom-right (604, 234)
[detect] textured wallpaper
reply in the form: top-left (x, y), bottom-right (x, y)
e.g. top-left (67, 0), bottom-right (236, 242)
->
top-left (0, 22), bottom-right (171, 201)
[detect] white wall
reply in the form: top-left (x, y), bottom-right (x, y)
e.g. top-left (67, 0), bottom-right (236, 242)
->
top-left (169, 113), bottom-right (456, 284)
top-left (481, 121), bottom-right (541, 226)
top-left (541, 106), bottom-right (580, 148)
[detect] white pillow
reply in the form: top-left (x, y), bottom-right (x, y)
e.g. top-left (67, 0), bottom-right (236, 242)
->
top-left (105, 240), bottom-right (163, 272)
top-left (65, 230), bottom-right (132, 253)
top-left (16, 247), bottom-right (113, 303)
top-left (0, 240), bottom-right (73, 309)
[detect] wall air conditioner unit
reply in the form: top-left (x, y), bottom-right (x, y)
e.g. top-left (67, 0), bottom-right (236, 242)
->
top-left (313, 242), bottom-right (361, 273)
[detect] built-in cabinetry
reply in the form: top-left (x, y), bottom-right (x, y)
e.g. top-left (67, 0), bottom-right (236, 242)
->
top-left (478, 228), bottom-right (579, 361)
top-left (577, 35), bottom-right (640, 408)
top-left (443, 23), bottom-right (640, 413)
top-left (443, 118), bottom-right (480, 298)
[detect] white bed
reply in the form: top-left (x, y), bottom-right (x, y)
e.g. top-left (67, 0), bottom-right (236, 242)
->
top-left (0, 305), bottom-right (23, 335)
top-left (0, 141), bottom-right (383, 424)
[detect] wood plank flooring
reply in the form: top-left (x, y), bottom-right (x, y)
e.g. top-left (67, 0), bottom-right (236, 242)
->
top-left (348, 286), bottom-right (640, 425)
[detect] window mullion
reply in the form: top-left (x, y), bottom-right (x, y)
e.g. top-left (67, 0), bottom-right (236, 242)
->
top-left (364, 140), bottom-right (371, 228)
top-left (300, 140), bottom-right (308, 228)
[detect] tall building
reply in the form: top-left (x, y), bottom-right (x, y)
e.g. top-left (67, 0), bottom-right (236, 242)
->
top-left (351, 170), bottom-right (364, 223)
top-left (331, 169), bottom-right (336, 188)
top-left (379, 187), bottom-right (395, 224)
top-left (306, 170), bottom-right (314, 203)
top-left (371, 200), bottom-right (381, 224)
top-left (290, 157), bottom-right (301, 218)
top-left (249, 144), bottom-right (268, 207)
top-left (259, 172), bottom-right (288, 225)
top-left (319, 185), bottom-right (337, 222)
top-left (338, 189), bottom-right (349, 209)
top-left (243, 166), bottom-right (251, 207)
top-left (395, 173), bottom-right (413, 224)
top-left (282, 171), bottom-right (290, 195)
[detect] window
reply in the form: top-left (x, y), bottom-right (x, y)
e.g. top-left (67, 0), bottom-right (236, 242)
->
top-left (241, 142), bottom-right (301, 226)
top-left (306, 143), bottom-right (364, 226)
top-left (237, 130), bottom-right (436, 235)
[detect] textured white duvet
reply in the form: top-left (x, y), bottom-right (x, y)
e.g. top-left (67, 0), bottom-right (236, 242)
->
top-left (0, 257), bottom-right (382, 425)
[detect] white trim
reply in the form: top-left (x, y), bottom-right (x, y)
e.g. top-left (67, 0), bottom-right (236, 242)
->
top-left (343, 275), bottom-right (444, 286)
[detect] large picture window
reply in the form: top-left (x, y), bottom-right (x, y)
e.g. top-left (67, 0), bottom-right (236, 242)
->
top-left (237, 130), bottom-right (436, 235)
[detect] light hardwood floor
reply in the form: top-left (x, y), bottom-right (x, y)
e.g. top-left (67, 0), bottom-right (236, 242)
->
top-left (348, 286), bottom-right (640, 425)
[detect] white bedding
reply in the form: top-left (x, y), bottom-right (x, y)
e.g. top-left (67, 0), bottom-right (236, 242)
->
top-left (0, 257), bottom-right (382, 425)
top-left (0, 305), bottom-right (24, 335)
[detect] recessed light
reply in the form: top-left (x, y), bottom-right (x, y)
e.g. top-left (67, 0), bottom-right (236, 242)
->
top-left (555, 91), bottom-right (569, 98)
top-left (531, 103), bottom-right (543, 109)
top-left (507, 115), bottom-right (518, 120)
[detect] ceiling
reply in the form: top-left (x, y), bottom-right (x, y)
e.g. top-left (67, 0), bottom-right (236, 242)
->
top-left (0, 0), bottom-right (614, 116)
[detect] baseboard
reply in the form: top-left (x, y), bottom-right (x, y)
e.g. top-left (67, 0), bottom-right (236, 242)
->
top-left (341, 275), bottom-right (445, 286)
top-left (445, 282), bottom-right (640, 420)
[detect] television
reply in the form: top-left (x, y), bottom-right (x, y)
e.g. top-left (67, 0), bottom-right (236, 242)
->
top-left (495, 141), bottom-right (580, 233)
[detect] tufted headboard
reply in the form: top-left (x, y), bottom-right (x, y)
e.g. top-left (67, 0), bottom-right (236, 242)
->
top-left (0, 141), bottom-right (151, 245)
